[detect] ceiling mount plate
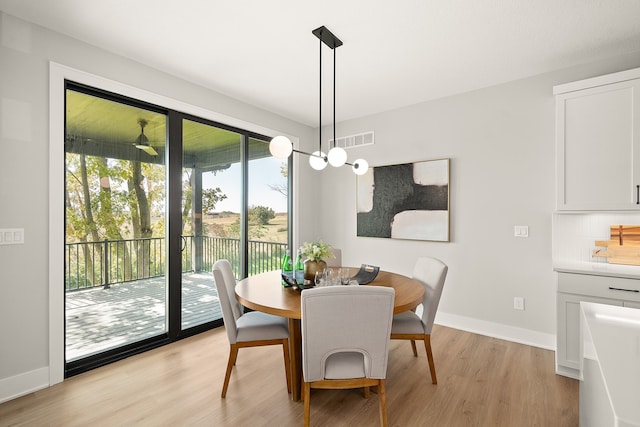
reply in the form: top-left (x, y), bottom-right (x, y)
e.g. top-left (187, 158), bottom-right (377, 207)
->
top-left (312, 26), bottom-right (343, 49)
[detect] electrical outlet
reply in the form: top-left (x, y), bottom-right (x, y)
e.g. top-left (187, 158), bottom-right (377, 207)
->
top-left (514, 297), bottom-right (525, 310)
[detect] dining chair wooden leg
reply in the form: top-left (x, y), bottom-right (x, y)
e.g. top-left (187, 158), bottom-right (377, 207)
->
top-left (221, 344), bottom-right (239, 398)
top-left (303, 382), bottom-right (311, 427)
top-left (424, 334), bottom-right (437, 384)
top-left (281, 339), bottom-right (292, 393)
top-left (378, 379), bottom-right (388, 427)
top-left (410, 340), bottom-right (418, 357)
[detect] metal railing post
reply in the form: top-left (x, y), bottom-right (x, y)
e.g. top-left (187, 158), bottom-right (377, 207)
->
top-left (103, 239), bottom-right (110, 289)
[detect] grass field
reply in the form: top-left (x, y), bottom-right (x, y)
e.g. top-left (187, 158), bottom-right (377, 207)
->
top-left (203, 212), bottom-right (287, 243)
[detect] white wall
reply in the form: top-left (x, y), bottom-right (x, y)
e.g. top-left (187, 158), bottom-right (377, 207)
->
top-left (312, 51), bottom-right (640, 348)
top-left (0, 12), bottom-right (313, 402)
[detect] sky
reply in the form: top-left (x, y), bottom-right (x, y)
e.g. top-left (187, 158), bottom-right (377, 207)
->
top-left (202, 157), bottom-right (288, 213)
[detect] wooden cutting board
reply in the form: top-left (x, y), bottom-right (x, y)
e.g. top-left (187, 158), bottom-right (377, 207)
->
top-left (593, 225), bottom-right (640, 265)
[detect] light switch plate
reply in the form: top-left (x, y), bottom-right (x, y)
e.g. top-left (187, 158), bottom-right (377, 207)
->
top-left (514, 225), bottom-right (529, 238)
top-left (0, 228), bottom-right (24, 245)
top-left (514, 297), bottom-right (525, 310)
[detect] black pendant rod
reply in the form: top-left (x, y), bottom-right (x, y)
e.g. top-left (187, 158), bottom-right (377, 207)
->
top-left (313, 26), bottom-right (342, 158)
top-left (333, 46), bottom-right (336, 148)
top-left (319, 35), bottom-right (322, 155)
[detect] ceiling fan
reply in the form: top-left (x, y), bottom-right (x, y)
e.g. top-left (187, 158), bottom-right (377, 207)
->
top-left (133, 118), bottom-right (158, 156)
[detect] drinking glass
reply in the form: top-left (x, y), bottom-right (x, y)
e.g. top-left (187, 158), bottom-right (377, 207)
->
top-left (333, 268), bottom-right (343, 286)
top-left (340, 268), bottom-right (350, 285)
top-left (325, 268), bottom-right (338, 286)
top-left (314, 270), bottom-right (325, 287)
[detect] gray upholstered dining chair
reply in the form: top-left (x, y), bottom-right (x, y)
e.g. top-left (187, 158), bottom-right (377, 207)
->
top-left (301, 285), bottom-right (395, 427)
top-left (324, 247), bottom-right (342, 267)
top-left (213, 259), bottom-right (291, 398)
top-left (390, 257), bottom-right (448, 384)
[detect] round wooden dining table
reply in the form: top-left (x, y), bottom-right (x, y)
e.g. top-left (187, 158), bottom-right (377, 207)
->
top-left (235, 267), bottom-right (425, 401)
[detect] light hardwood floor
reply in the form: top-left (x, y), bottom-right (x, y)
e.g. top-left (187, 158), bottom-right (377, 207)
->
top-left (0, 325), bottom-right (578, 426)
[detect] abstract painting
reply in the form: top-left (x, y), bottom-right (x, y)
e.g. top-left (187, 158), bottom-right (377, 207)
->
top-left (356, 158), bottom-right (450, 242)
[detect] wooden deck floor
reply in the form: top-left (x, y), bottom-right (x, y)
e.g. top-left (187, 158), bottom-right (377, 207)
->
top-left (65, 272), bottom-right (222, 361)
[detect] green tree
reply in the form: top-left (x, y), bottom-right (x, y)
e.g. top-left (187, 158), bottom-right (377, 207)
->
top-left (226, 205), bottom-right (274, 240)
top-left (249, 205), bottom-right (275, 225)
top-left (65, 152), bottom-right (166, 283)
top-left (228, 216), bottom-right (267, 240)
top-left (203, 188), bottom-right (227, 214)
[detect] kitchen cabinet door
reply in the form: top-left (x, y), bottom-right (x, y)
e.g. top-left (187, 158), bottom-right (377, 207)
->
top-left (556, 292), bottom-right (622, 379)
top-left (555, 78), bottom-right (640, 210)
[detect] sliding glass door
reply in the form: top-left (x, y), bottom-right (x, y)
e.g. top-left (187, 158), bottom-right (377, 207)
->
top-left (64, 87), bottom-right (169, 366)
top-left (179, 122), bottom-right (290, 328)
top-left (180, 118), bottom-right (242, 329)
top-left (64, 83), bottom-right (290, 375)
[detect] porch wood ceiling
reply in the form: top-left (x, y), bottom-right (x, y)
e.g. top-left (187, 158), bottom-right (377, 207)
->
top-left (65, 90), bottom-right (270, 170)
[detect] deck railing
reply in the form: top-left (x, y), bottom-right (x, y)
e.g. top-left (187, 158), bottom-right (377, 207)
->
top-left (65, 236), bottom-right (287, 291)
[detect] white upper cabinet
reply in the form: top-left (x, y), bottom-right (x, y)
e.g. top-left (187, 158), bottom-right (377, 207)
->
top-left (555, 68), bottom-right (640, 210)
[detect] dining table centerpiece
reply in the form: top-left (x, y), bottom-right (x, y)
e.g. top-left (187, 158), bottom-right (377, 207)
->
top-left (300, 241), bottom-right (333, 281)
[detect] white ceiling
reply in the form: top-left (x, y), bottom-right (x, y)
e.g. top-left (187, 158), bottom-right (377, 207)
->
top-left (2, 0), bottom-right (640, 127)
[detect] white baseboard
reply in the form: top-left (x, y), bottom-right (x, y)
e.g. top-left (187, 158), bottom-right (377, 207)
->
top-left (435, 311), bottom-right (556, 351)
top-left (0, 367), bottom-right (49, 404)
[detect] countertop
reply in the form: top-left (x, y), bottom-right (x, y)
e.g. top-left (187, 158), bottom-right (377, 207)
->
top-left (581, 302), bottom-right (640, 427)
top-left (553, 261), bottom-right (640, 279)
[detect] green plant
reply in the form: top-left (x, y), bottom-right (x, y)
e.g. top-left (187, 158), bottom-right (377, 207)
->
top-left (299, 241), bottom-right (333, 262)
top-left (202, 187), bottom-right (227, 214)
top-left (249, 205), bottom-right (276, 225)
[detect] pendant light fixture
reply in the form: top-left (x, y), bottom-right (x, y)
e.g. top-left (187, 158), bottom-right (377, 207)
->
top-left (269, 26), bottom-right (369, 176)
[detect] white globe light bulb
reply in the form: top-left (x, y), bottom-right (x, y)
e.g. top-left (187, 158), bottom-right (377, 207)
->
top-left (269, 136), bottom-right (293, 159)
top-left (309, 151), bottom-right (328, 170)
top-left (352, 159), bottom-right (369, 175)
top-left (327, 146), bottom-right (347, 167)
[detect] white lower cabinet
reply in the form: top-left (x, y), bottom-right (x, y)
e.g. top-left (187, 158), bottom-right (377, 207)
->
top-left (556, 272), bottom-right (640, 379)
top-left (623, 300), bottom-right (640, 308)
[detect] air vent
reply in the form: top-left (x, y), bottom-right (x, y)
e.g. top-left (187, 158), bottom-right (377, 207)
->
top-left (329, 131), bottom-right (374, 149)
